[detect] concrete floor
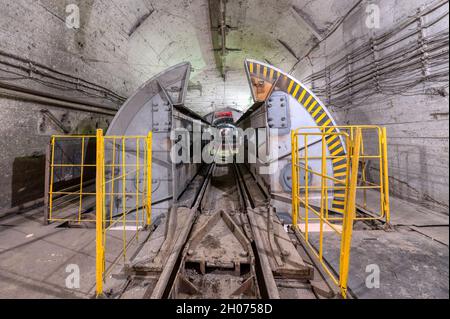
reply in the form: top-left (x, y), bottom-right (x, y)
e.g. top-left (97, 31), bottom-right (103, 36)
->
top-left (0, 209), bottom-right (94, 298)
top-left (348, 192), bottom-right (449, 298)
top-left (0, 191), bottom-right (448, 299)
top-left (278, 191), bottom-right (449, 299)
top-left (0, 207), bottom-right (146, 298)
top-left (308, 226), bottom-right (449, 299)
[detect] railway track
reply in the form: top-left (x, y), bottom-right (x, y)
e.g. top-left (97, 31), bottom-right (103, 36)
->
top-left (110, 162), bottom-right (339, 299)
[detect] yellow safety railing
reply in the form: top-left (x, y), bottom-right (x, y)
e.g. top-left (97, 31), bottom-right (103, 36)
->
top-left (48, 134), bottom-right (97, 223)
top-left (338, 126), bottom-right (390, 223)
top-left (46, 129), bottom-right (152, 297)
top-left (293, 126), bottom-right (390, 223)
top-left (95, 129), bottom-right (153, 297)
top-left (291, 125), bottom-right (389, 298)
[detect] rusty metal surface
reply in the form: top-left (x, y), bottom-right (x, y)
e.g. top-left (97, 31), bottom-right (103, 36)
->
top-left (107, 163), bottom-right (331, 299)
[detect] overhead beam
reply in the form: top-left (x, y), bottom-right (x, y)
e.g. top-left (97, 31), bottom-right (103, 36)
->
top-left (208, 0), bottom-right (225, 78)
top-left (208, 0), bottom-right (241, 80)
top-left (219, 0), bottom-right (227, 56)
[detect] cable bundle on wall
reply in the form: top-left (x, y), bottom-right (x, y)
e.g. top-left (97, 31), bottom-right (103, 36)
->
top-left (300, 0), bottom-right (449, 110)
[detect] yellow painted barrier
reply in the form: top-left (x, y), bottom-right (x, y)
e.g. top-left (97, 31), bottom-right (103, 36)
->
top-left (95, 129), bottom-right (105, 297)
top-left (46, 129), bottom-right (153, 297)
top-left (291, 126), bottom-right (389, 298)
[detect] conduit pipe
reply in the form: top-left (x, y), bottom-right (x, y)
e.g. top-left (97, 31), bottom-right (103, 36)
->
top-left (0, 82), bottom-right (118, 116)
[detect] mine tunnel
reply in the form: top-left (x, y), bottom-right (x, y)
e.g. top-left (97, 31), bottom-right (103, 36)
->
top-left (0, 0), bottom-right (448, 301)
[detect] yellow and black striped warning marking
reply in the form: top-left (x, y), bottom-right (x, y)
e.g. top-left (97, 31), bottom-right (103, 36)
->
top-left (246, 60), bottom-right (347, 212)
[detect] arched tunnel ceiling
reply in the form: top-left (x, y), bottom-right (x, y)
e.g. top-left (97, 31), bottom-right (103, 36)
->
top-left (209, 0), bottom-right (359, 73)
top-left (29, 0), bottom-right (360, 116)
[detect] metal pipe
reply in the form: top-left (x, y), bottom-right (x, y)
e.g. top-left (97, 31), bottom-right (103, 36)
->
top-left (0, 82), bottom-right (117, 116)
top-left (0, 49), bottom-right (125, 101)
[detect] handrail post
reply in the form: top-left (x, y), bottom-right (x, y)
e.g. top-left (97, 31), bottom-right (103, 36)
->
top-left (304, 134), bottom-right (309, 241)
top-left (78, 137), bottom-right (85, 224)
top-left (146, 131), bottom-right (152, 226)
top-left (43, 141), bottom-right (51, 225)
top-left (339, 128), bottom-right (361, 298)
top-left (95, 129), bottom-right (105, 297)
top-left (319, 133), bottom-right (326, 261)
top-left (291, 130), bottom-right (298, 228)
top-left (381, 127), bottom-right (390, 224)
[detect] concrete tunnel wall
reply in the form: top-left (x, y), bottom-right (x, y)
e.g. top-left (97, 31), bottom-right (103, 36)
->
top-left (0, 0), bottom-right (248, 210)
top-left (0, 0), bottom-right (448, 216)
top-left (291, 0), bottom-right (449, 214)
